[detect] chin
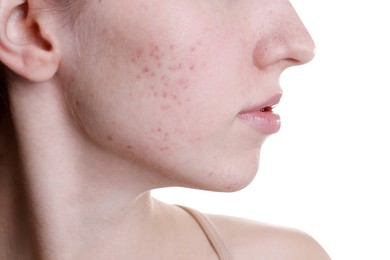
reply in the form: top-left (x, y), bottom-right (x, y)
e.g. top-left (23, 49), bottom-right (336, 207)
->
top-left (212, 152), bottom-right (263, 192)
top-left (221, 171), bottom-right (258, 192)
top-left (203, 159), bottom-right (261, 193)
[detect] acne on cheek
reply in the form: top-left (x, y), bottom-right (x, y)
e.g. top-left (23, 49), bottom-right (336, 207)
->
top-left (130, 42), bottom-right (203, 100)
top-left (147, 122), bottom-right (171, 152)
top-left (127, 42), bottom-right (205, 152)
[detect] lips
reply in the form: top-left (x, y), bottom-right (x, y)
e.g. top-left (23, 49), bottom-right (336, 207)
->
top-left (238, 93), bottom-right (282, 135)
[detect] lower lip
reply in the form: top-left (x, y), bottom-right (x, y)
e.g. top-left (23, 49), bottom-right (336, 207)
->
top-left (238, 111), bottom-right (281, 135)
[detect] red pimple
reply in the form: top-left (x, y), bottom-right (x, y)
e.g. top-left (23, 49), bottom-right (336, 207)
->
top-left (136, 48), bottom-right (144, 58)
top-left (159, 146), bottom-right (169, 152)
top-left (160, 105), bottom-right (170, 111)
top-left (168, 63), bottom-right (183, 71)
top-left (107, 136), bottom-right (113, 141)
top-left (174, 128), bottom-right (184, 135)
top-left (177, 78), bottom-right (188, 85)
top-left (126, 145), bottom-right (132, 150)
top-left (150, 44), bottom-right (159, 51)
top-left (148, 44), bottom-right (162, 60)
top-left (150, 53), bottom-right (160, 60)
top-left (143, 66), bottom-right (150, 73)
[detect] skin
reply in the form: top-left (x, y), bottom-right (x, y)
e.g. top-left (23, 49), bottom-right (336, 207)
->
top-left (59, 0), bottom-right (315, 191)
top-left (0, 0), bottom-right (330, 259)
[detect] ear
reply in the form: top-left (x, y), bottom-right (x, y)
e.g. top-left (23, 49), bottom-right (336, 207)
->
top-left (0, 0), bottom-right (60, 82)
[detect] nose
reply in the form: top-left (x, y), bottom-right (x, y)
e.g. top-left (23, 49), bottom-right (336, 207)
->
top-left (252, 3), bottom-right (316, 70)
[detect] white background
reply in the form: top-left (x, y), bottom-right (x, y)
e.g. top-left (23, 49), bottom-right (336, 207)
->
top-left (153, 1), bottom-right (390, 259)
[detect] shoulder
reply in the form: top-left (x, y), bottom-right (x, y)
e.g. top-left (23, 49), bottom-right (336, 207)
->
top-left (207, 214), bottom-right (331, 260)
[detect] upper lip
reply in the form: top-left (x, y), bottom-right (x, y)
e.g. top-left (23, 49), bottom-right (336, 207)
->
top-left (239, 92), bottom-right (283, 114)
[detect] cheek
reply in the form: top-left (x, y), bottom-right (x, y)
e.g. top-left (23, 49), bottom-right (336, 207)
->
top-left (68, 39), bottom-right (211, 158)
top-left (122, 42), bottom-right (210, 146)
top-left (132, 43), bottom-right (200, 109)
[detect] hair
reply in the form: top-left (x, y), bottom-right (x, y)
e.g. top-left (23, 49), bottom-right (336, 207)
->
top-left (0, 66), bottom-right (9, 119)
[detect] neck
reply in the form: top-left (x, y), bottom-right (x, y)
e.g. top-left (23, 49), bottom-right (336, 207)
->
top-left (1, 81), bottom-right (164, 259)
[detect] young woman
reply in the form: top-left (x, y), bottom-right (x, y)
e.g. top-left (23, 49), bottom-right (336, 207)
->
top-left (0, 0), bottom-right (330, 259)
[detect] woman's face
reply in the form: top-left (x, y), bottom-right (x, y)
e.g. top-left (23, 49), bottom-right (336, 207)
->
top-left (60, 0), bottom-right (314, 191)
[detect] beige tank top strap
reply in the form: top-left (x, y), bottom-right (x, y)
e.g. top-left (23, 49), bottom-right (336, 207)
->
top-left (177, 205), bottom-right (232, 260)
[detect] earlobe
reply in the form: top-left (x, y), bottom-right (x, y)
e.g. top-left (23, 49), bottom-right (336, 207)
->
top-left (0, 0), bottom-right (60, 82)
